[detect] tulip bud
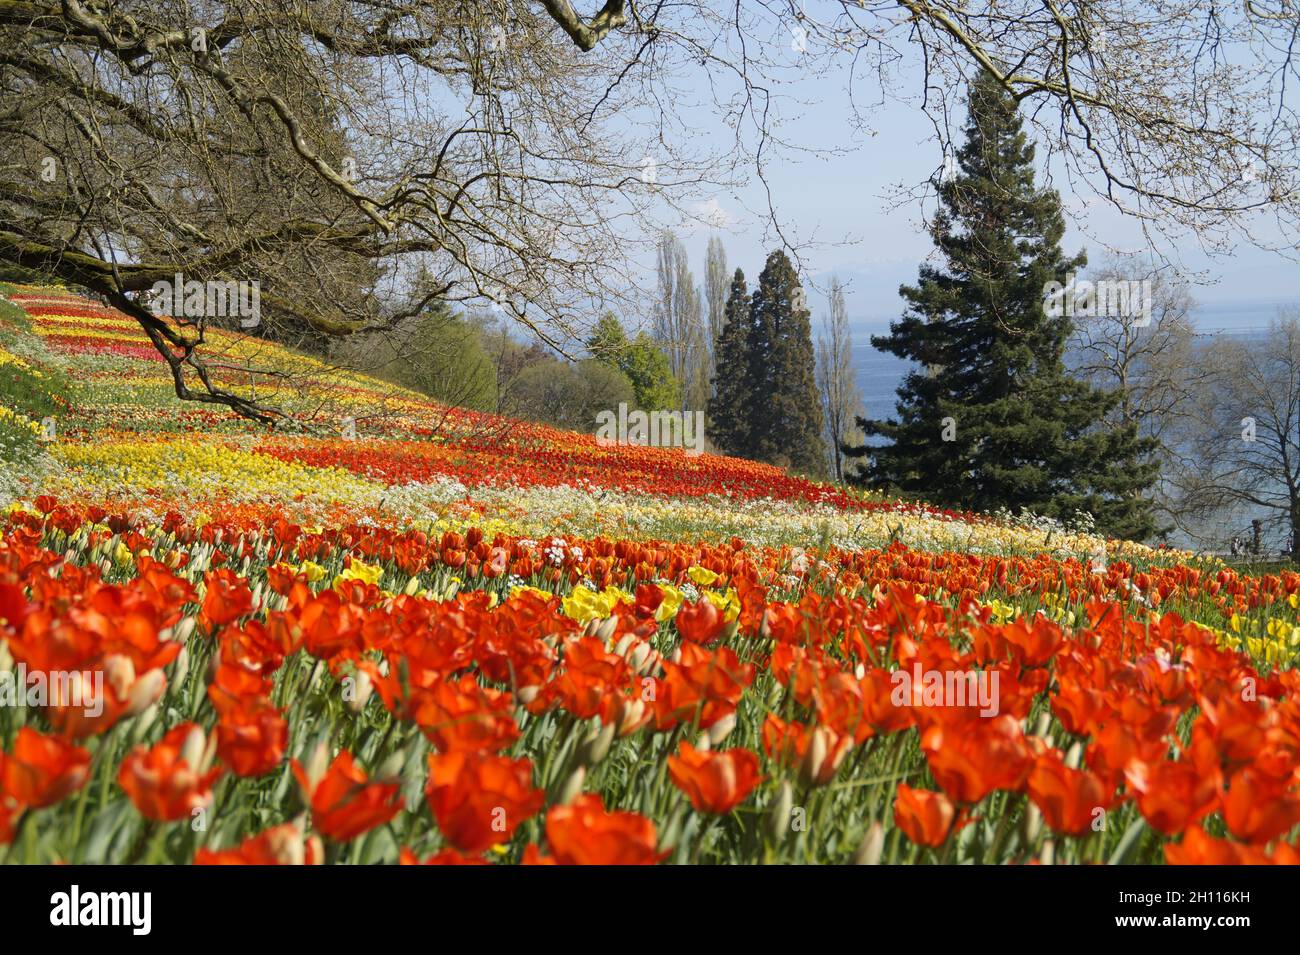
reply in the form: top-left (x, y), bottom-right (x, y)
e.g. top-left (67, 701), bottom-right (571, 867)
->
top-left (614, 696), bottom-right (647, 736)
top-left (851, 822), bottom-right (885, 865)
top-left (766, 780), bottom-right (794, 842)
top-left (180, 724), bottom-right (207, 769)
top-left (403, 575), bottom-right (421, 596)
top-left (1039, 838), bottom-right (1055, 865)
top-left (1021, 800), bottom-right (1042, 846)
top-left (556, 766), bottom-right (586, 805)
top-left (376, 748), bottom-right (406, 782)
top-left (613, 633), bottom-right (635, 658)
top-left (129, 702), bottom-right (161, 744)
top-left (268, 822), bottom-right (307, 865)
top-left (657, 802), bottom-right (686, 854)
top-left (1032, 709), bottom-right (1052, 741)
top-left (0, 638), bottom-right (12, 672)
top-left (707, 712), bottom-right (737, 745)
top-left (346, 668), bottom-right (374, 714)
top-left (578, 720), bottom-right (616, 767)
top-left (174, 616), bottom-right (197, 645)
top-left (801, 725), bottom-right (828, 781)
top-left (170, 645), bottom-right (190, 689)
top-left (1064, 741), bottom-right (1083, 770)
top-left (103, 654), bottom-right (136, 700)
top-left (300, 740), bottom-right (330, 796)
top-left (693, 732), bottom-right (711, 752)
top-left (516, 685), bottom-right (541, 705)
top-left (626, 640), bottom-right (658, 675)
top-left (594, 616), bottom-right (618, 644)
top-left (766, 681), bottom-right (784, 710)
top-left (125, 669), bottom-right (166, 717)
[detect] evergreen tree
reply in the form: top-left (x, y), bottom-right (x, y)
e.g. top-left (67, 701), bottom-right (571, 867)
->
top-left (707, 269), bottom-right (752, 454)
top-left (748, 251), bottom-right (827, 476)
top-left (842, 70), bottom-right (1158, 540)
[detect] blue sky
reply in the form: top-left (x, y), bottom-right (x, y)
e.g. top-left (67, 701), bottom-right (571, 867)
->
top-left (637, 46), bottom-right (1300, 339)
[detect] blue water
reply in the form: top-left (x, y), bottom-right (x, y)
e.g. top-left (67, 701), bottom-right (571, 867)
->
top-left (852, 328), bottom-right (1271, 425)
top-left (849, 327), bottom-right (1285, 549)
top-left (852, 342), bottom-right (913, 424)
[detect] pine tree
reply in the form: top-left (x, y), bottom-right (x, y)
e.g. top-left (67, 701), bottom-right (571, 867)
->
top-left (707, 269), bottom-right (752, 454)
top-left (843, 70), bottom-right (1158, 540)
top-left (748, 251), bottom-right (827, 476)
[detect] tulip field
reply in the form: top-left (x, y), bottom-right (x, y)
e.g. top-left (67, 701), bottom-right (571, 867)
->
top-left (1, 283), bottom-right (1299, 866)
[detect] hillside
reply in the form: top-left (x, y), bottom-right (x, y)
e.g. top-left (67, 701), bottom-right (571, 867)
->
top-left (0, 283), bottom-right (1297, 867)
top-left (1, 284), bottom-right (1164, 560)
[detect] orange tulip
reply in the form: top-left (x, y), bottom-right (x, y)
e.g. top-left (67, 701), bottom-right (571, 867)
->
top-left (425, 751), bottom-right (543, 852)
top-left (409, 674), bottom-right (520, 754)
top-left (667, 742), bottom-right (761, 814)
top-left (0, 794), bottom-right (17, 844)
top-left (1027, 752), bottom-right (1112, 836)
top-left (118, 723), bottom-right (221, 821)
top-left (292, 750), bottom-right (402, 841)
top-left (399, 847), bottom-right (490, 865)
top-left (215, 697), bottom-right (288, 777)
top-left (1, 728), bottom-right (90, 809)
top-left (1165, 824), bottom-right (1300, 865)
top-left (200, 568), bottom-right (253, 629)
top-left (545, 794), bottom-right (666, 865)
top-left (893, 784), bottom-right (957, 847)
top-left (1124, 757), bottom-right (1218, 835)
top-left (194, 822), bottom-right (322, 864)
top-left (921, 715), bottom-right (1032, 804)
top-left (1221, 768), bottom-right (1300, 844)
top-left (675, 598), bottom-right (728, 644)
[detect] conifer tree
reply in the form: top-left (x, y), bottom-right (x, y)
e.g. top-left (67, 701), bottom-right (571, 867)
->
top-left (843, 70), bottom-right (1158, 540)
top-left (748, 251), bottom-right (827, 476)
top-left (707, 269), bottom-right (752, 454)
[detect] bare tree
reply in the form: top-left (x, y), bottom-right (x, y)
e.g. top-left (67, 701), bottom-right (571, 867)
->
top-left (3, 1), bottom-right (1299, 422)
top-left (816, 275), bottom-right (862, 482)
top-left (1067, 257), bottom-right (1214, 536)
top-left (1171, 314), bottom-right (1300, 557)
top-left (704, 234), bottom-right (729, 381)
top-left (653, 230), bottom-right (709, 411)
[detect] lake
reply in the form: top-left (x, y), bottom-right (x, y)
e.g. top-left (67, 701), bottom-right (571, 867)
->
top-left (848, 326), bottom-right (1286, 551)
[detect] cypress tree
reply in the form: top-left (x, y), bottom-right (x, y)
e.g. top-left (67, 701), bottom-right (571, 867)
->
top-left (843, 70), bottom-right (1158, 540)
top-left (748, 250), bottom-right (827, 476)
top-left (707, 269), bottom-right (752, 454)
